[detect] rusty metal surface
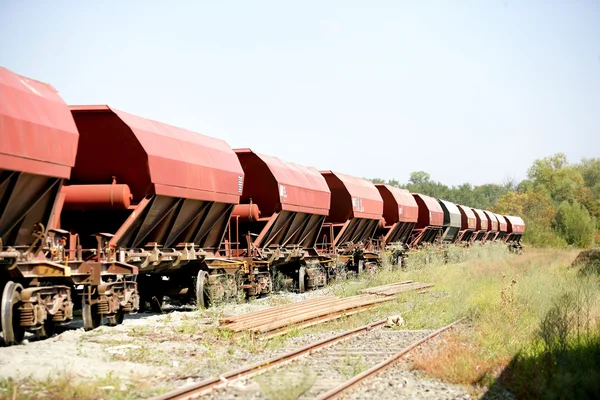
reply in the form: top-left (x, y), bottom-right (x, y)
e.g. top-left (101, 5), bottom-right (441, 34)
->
top-left (69, 105), bottom-right (243, 204)
top-left (235, 149), bottom-right (330, 216)
top-left (471, 208), bottom-right (489, 231)
top-left (0, 67), bottom-right (79, 179)
top-left (232, 203), bottom-right (261, 222)
top-left (495, 213), bottom-right (508, 232)
top-left (411, 194), bottom-right (444, 228)
top-left (456, 204), bottom-right (477, 230)
top-left (63, 183), bottom-right (132, 210)
top-left (504, 215), bottom-right (525, 234)
top-left (0, 173), bottom-right (63, 247)
top-left (375, 184), bottom-right (418, 224)
top-left (321, 171), bottom-right (383, 222)
top-left (151, 318), bottom-right (388, 400)
top-left (315, 318), bottom-right (466, 400)
top-left (483, 210), bottom-right (498, 232)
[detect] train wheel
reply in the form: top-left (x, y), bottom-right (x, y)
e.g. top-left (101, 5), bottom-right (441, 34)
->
top-left (365, 262), bottom-right (378, 275)
top-left (196, 270), bottom-right (210, 309)
top-left (108, 308), bottom-right (125, 326)
top-left (37, 318), bottom-right (56, 339)
top-left (1, 282), bottom-right (25, 346)
top-left (82, 303), bottom-right (101, 331)
top-left (298, 267), bottom-right (306, 293)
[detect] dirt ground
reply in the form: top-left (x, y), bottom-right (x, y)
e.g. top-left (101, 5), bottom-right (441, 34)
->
top-left (0, 289), bottom-right (344, 394)
top-left (0, 275), bottom-right (478, 399)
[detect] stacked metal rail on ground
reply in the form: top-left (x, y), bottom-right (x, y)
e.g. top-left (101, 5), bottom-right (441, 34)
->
top-left (219, 281), bottom-right (433, 338)
top-left (359, 280), bottom-right (434, 296)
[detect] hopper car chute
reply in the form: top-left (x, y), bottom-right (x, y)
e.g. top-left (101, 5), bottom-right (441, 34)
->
top-left (503, 215), bottom-right (525, 253)
top-left (374, 184), bottom-right (418, 264)
top-left (0, 68), bottom-right (138, 345)
top-left (471, 208), bottom-right (489, 242)
top-left (409, 194), bottom-right (444, 247)
top-left (494, 213), bottom-right (508, 242)
top-left (318, 172), bottom-right (384, 274)
top-left (483, 210), bottom-right (499, 242)
top-left (61, 105), bottom-right (244, 310)
top-left (438, 200), bottom-right (462, 244)
top-left (228, 149), bottom-right (331, 293)
top-left (456, 204), bottom-right (477, 243)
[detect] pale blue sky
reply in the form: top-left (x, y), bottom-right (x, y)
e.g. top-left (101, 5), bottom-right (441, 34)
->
top-left (1, 1), bottom-right (598, 186)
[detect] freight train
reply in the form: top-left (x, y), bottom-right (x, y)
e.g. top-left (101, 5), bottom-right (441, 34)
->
top-left (0, 67), bottom-right (525, 346)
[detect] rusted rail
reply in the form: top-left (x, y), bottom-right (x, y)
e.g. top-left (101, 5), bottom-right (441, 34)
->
top-left (150, 319), bottom-right (388, 400)
top-left (219, 282), bottom-right (433, 337)
top-left (360, 281), bottom-right (434, 296)
top-left (314, 317), bottom-right (466, 400)
top-left (220, 294), bottom-right (392, 336)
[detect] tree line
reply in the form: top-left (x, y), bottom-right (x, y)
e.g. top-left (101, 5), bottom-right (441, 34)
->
top-left (370, 153), bottom-right (599, 248)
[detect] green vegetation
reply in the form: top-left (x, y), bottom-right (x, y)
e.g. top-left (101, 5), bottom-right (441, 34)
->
top-left (554, 200), bottom-right (595, 248)
top-left (301, 244), bottom-right (599, 398)
top-left (255, 366), bottom-right (316, 400)
top-left (371, 153), bottom-right (600, 248)
top-left (334, 352), bottom-right (367, 379)
top-left (398, 248), bottom-right (600, 399)
top-left (0, 372), bottom-right (162, 400)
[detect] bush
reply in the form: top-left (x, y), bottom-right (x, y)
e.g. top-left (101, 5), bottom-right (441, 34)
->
top-left (553, 201), bottom-right (595, 248)
top-left (523, 223), bottom-right (567, 248)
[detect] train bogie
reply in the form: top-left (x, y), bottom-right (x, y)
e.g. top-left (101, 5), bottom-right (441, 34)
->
top-left (318, 172), bottom-right (384, 274)
top-left (230, 149), bottom-right (331, 293)
top-left (410, 194), bottom-right (444, 247)
top-left (0, 67), bottom-right (139, 345)
top-left (61, 105), bottom-right (244, 309)
top-left (0, 64), bottom-right (528, 347)
top-left (375, 185), bottom-right (418, 264)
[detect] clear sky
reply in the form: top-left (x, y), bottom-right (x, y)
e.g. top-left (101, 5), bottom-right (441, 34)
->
top-left (1, 1), bottom-right (598, 186)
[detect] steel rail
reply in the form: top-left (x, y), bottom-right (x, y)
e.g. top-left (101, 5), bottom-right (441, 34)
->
top-left (314, 317), bottom-right (466, 400)
top-left (150, 318), bottom-right (388, 400)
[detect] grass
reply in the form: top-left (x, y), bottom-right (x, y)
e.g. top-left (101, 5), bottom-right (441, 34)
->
top-left (0, 372), bottom-right (162, 400)
top-left (402, 246), bottom-right (600, 398)
top-left (11, 243), bottom-right (591, 399)
top-left (255, 366), bottom-right (316, 400)
top-left (334, 352), bottom-right (367, 379)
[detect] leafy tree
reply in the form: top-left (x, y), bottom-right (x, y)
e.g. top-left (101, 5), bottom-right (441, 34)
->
top-left (409, 171), bottom-right (431, 185)
top-left (553, 201), bottom-right (595, 248)
top-left (577, 158), bottom-right (600, 196)
top-left (368, 153), bottom-right (599, 248)
top-left (493, 191), bottom-right (564, 247)
top-left (527, 153), bottom-right (569, 185)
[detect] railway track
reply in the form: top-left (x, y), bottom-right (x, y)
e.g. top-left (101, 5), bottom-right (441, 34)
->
top-left (153, 318), bottom-right (464, 400)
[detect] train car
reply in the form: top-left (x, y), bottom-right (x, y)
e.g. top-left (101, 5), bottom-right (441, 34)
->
top-left (228, 149), bottom-right (331, 293)
top-left (483, 210), bottom-right (499, 241)
top-left (318, 172), bottom-right (383, 274)
top-left (494, 213), bottom-right (508, 242)
top-left (374, 184), bottom-right (418, 263)
top-left (61, 105), bottom-right (244, 309)
top-left (438, 200), bottom-right (462, 244)
top-left (455, 205), bottom-right (477, 243)
top-left (471, 208), bottom-right (489, 242)
top-left (504, 215), bottom-right (525, 253)
top-left (409, 194), bottom-right (444, 247)
top-left (0, 68), bottom-right (138, 345)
